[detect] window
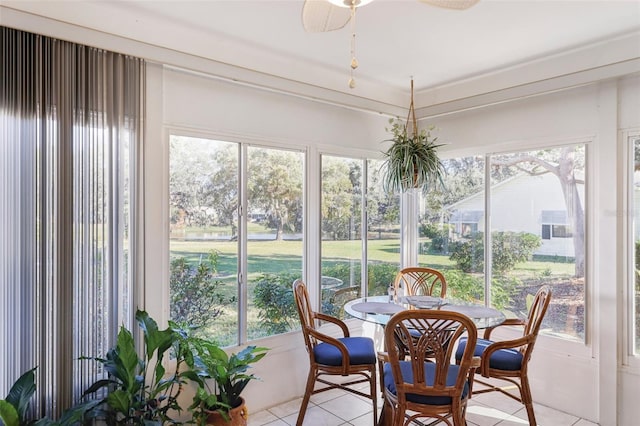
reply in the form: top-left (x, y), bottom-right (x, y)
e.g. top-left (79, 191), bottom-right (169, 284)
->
top-left (490, 145), bottom-right (586, 341)
top-left (420, 146), bottom-right (586, 342)
top-left (418, 156), bottom-right (486, 303)
top-left (169, 136), bottom-right (304, 345)
top-left (541, 210), bottom-right (572, 239)
top-left (320, 156), bottom-right (400, 316)
top-left (0, 28), bottom-right (143, 417)
top-left (630, 135), bottom-right (640, 355)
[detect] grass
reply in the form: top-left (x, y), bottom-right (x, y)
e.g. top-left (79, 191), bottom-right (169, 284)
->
top-left (170, 237), bottom-right (577, 345)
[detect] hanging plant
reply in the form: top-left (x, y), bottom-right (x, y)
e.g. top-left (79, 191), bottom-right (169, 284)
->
top-left (382, 79), bottom-right (445, 194)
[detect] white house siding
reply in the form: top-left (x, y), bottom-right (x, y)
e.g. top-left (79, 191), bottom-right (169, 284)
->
top-left (449, 172), bottom-right (585, 258)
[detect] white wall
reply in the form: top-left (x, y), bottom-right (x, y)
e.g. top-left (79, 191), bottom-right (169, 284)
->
top-left (163, 68), bottom-right (390, 150)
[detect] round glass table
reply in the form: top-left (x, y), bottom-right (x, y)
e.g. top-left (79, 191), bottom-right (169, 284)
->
top-left (344, 295), bottom-right (506, 329)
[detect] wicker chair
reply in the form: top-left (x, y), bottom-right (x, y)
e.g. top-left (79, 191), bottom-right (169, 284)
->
top-left (394, 267), bottom-right (447, 297)
top-left (455, 285), bottom-right (552, 426)
top-left (292, 279), bottom-right (377, 426)
top-left (329, 285), bottom-right (361, 319)
top-left (378, 310), bottom-right (479, 426)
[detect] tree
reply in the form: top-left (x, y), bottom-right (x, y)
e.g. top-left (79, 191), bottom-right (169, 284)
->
top-left (169, 138), bottom-right (238, 234)
top-left (492, 146), bottom-right (585, 277)
top-left (367, 160), bottom-right (400, 237)
top-left (321, 158), bottom-right (361, 240)
top-left (422, 156), bottom-right (486, 225)
top-left (248, 149), bottom-right (303, 240)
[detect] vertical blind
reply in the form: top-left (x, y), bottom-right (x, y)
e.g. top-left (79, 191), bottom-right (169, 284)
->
top-left (0, 27), bottom-right (144, 418)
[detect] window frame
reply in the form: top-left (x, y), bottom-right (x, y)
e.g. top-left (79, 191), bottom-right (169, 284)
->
top-left (623, 129), bottom-right (640, 368)
top-left (166, 130), bottom-right (308, 345)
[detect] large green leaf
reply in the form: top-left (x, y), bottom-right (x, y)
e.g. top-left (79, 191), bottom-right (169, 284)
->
top-left (114, 326), bottom-right (139, 390)
top-left (105, 389), bottom-right (131, 414)
top-left (136, 310), bottom-right (175, 363)
top-left (5, 368), bottom-right (36, 421)
top-left (0, 401), bottom-right (19, 426)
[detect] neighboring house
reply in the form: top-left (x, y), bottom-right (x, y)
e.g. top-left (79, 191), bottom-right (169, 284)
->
top-left (446, 172), bottom-right (585, 258)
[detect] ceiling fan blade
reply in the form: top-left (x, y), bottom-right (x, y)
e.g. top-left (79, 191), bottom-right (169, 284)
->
top-left (302, 0), bottom-right (352, 33)
top-left (419, 0), bottom-right (480, 10)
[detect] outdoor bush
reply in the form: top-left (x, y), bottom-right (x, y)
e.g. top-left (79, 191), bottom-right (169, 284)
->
top-left (420, 223), bottom-right (450, 253)
top-left (491, 275), bottom-right (519, 310)
top-left (366, 262), bottom-right (399, 295)
top-left (170, 250), bottom-right (234, 335)
top-left (253, 273), bottom-right (300, 334)
top-left (443, 270), bottom-right (483, 302)
top-left (420, 222), bottom-right (441, 239)
top-left (449, 231), bottom-right (541, 274)
top-left (443, 270), bottom-right (518, 311)
top-left (321, 262), bottom-right (398, 296)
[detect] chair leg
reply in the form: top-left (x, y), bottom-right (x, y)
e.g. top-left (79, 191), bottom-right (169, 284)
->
top-left (296, 368), bottom-right (317, 426)
top-left (520, 375), bottom-right (537, 426)
top-left (392, 406), bottom-right (403, 426)
top-left (370, 368), bottom-right (378, 426)
top-left (467, 368), bottom-right (476, 396)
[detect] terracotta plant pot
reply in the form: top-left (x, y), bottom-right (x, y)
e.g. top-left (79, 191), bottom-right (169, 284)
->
top-left (205, 397), bottom-right (248, 426)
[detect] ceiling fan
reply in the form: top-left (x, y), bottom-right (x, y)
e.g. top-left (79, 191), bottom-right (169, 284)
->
top-left (302, 0), bottom-right (479, 88)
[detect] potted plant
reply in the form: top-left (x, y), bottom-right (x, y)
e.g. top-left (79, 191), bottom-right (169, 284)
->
top-left (186, 341), bottom-right (268, 426)
top-left (76, 309), bottom-right (193, 425)
top-left (0, 368), bottom-right (37, 426)
top-left (0, 368), bottom-right (86, 426)
top-left (382, 79), bottom-right (445, 194)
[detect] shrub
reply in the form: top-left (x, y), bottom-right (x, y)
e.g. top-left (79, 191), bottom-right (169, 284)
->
top-left (170, 250), bottom-right (234, 335)
top-left (253, 273), bottom-right (300, 334)
top-left (420, 223), bottom-right (450, 253)
top-left (449, 231), bottom-right (541, 274)
top-left (443, 270), bottom-right (518, 311)
top-left (252, 263), bottom-right (399, 332)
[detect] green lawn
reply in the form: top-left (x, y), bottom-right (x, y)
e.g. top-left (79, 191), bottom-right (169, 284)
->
top-left (170, 237), bottom-right (574, 279)
top-left (170, 237), bottom-right (576, 345)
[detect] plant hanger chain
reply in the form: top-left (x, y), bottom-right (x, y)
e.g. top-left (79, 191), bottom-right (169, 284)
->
top-left (406, 78), bottom-right (418, 138)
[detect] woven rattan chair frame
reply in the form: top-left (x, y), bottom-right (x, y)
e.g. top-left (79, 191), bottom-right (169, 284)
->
top-left (469, 285), bottom-right (552, 426)
top-left (394, 267), bottom-right (447, 298)
top-left (292, 279), bottom-right (377, 426)
top-left (378, 310), bottom-right (479, 426)
top-left (329, 285), bottom-right (361, 319)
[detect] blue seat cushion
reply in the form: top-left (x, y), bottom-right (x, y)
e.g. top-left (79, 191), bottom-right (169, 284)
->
top-left (382, 361), bottom-right (469, 405)
top-left (455, 337), bottom-right (523, 371)
top-left (313, 337), bottom-right (376, 366)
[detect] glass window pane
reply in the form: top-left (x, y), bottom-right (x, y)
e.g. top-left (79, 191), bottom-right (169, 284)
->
top-left (490, 145), bottom-right (586, 341)
top-left (367, 159), bottom-right (400, 297)
top-left (418, 156), bottom-right (486, 303)
top-left (321, 156), bottom-right (363, 316)
top-left (247, 147), bottom-right (304, 340)
top-left (169, 136), bottom-right (239, 346)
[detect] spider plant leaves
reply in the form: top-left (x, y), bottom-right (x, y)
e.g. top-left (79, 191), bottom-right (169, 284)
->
top-left (382, 123), bottom-right (445, 194)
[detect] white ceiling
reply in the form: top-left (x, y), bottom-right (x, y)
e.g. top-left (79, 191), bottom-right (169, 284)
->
top-left (2, 0), bottom-right (640, 111)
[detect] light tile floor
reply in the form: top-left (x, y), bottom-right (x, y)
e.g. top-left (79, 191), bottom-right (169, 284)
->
top-left (248, 384), bottom-right (599, 426)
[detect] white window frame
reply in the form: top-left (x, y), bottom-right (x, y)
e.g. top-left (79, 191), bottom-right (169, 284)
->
top-left (164, 128), bottom-right (308, 346)
top-left (623, 129), bottom-right (640, 369)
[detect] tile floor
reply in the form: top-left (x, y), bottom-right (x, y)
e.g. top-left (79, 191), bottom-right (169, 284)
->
top-left (247, 383), bottom-right (599, 426)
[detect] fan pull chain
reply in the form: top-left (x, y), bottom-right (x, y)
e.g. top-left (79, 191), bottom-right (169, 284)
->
top-left (348, 1), bottom-right (358, 89)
